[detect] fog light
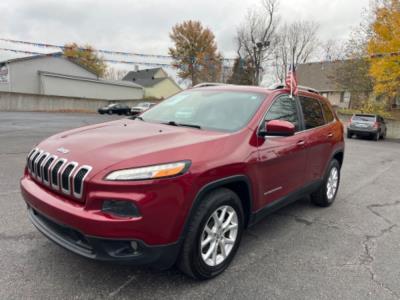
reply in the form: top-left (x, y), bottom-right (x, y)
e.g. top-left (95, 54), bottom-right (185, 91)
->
top-left (102, 200), bottom-right (140, 218)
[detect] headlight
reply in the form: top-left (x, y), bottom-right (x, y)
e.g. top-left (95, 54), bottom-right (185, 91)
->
top-left (105, 161), bottom-right (191, 181)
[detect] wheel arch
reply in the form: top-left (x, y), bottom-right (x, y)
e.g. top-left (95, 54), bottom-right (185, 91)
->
top-left (180, 175), bottom-right (254, 240)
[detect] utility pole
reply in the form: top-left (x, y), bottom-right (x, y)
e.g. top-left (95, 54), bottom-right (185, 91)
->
top-left (253, 41), bottom-right (270, 86)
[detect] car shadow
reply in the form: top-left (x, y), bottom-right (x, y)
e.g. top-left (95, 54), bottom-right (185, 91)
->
top-left (25, 196), bottom-right (316, 297)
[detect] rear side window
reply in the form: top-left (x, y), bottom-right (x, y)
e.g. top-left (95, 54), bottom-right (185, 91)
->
top-left (300, 97), bottom-right (325, 129)
top-left (321, 101), bottom-right (334, 123)
top-left (265, 95), bottom-right (300, 131)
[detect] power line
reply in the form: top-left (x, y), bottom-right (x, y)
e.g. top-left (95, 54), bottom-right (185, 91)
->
top-left (0, 37), bottom-right (236, 62)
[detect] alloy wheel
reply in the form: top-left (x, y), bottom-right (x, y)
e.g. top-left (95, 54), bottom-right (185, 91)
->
top-left (326, 167), bottom-right (339, 200)
top-left (200, 205), bottom-right (238, 267)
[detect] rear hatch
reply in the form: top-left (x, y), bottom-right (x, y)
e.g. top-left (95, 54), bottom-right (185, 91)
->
top-left (350, 114), bottom-right (376, 130)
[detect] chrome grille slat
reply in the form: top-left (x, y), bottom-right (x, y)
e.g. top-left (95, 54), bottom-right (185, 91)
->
top-left (42, 155), bottom-right (57, 186)
top-left (26, 148), bottom-right (92, 200)
top-left (36, 152), bottom-right (49, 180)
top-left (61, 162), bottom-right (78, 195)
top-left (51, 158), bottom-right (67, 190)
top-left (72, 166), bottom-right (92, 199)
top-left (33, 150), bottom-right (44, 176)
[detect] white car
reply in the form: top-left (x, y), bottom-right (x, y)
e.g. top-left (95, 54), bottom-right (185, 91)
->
top-left (130, 102), bottom-right (156, 116)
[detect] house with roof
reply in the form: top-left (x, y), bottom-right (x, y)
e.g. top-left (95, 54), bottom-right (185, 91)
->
top-left (297, 61), bottom-right (351, 108)
top-left (0, 53), bottom-right (144, 100)
top-left (123, 67), bottom-right (181, 99)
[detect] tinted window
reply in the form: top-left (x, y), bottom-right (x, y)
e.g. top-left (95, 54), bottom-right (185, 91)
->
top-left (321, 101), bottom-right (334, 123)
top-left (265, 95), bottom-right (300, 130)
top-left (141, 90), bottom-right (265, 132)
top-left (300, 97), bottom-right (325, 129)
top-left (352, 115), bottom-right (376, 122)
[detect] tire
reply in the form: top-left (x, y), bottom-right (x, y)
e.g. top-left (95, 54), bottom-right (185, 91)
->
top-left (177, 188), bottom-right (244, 280)
top-left (347, 131), bottom-right (352, 139)
top-left (311, 159), bottom-right (340, 207)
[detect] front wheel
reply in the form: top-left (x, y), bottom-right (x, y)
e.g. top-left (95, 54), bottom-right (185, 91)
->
top-left (311, 159), bottom-right (341, 207)
top-left (177, 188), bottom-right (244, 280)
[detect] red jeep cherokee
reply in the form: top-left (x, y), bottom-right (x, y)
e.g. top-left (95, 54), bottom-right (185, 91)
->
top-left (21, 85), bottom-right (344, 279)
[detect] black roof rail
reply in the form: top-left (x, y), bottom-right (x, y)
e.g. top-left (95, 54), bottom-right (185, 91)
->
top-left (268, 82), bottom-right (320, 95)
top-left (192, 82), bottom-right (231, 88)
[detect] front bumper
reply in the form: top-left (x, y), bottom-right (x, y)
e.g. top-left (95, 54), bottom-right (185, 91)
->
top-left (27, 206), bottom-right (180, 268)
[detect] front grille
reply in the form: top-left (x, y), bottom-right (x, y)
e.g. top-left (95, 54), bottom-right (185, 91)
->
top-left (42, 156), bottom-right (56, 184)
top-left (26, 148), bottom-right (92, 200)
top-left (36, 153), bottom-right (48, 179)
top-left (61, 162), bottom-right (77, 194)
top-left (73, 167), bottom-right (91, 198)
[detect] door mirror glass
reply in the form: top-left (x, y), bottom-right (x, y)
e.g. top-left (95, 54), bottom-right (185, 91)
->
top-left (262, 120), bottom-right (295, 137)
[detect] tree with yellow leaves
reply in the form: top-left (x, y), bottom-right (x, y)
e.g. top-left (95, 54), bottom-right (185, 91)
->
top-left (169, 21), bottom-right (222, 86)
top-left (368, 0), bottom-right (400, 105)
top-left (63, 43), bottom-right (107, 78)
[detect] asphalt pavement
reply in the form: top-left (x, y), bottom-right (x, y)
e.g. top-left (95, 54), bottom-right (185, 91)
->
top-left (1, 112), bottom-right (399, 300)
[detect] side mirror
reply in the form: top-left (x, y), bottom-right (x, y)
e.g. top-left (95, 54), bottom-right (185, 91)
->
top-left (260, 120), bottom-right (295, 137)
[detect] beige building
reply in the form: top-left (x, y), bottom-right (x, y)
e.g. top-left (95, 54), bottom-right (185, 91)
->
top-left (123, 68), bottom-right (181, 99)
top-left (297, 61), bottom-right (351, 108)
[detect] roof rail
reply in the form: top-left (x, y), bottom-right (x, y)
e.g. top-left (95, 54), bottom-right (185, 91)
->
top-left (268, 82), bottom-right (320, 94)
top-left (192, 82), bottom-right (230, 88)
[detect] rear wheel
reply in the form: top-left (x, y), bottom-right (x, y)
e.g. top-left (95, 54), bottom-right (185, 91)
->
top-left (311, 159), bottom-right (340, 207)
top-left (177, 188), bottom-right (244, 280)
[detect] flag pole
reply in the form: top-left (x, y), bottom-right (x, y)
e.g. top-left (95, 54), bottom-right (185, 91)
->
top-left (290, 46), bottom-right (295, 99)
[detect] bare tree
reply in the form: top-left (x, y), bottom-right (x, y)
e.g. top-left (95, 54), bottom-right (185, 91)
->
top-left (274, 21), bottom-right (319, 82)
top-left (236, 0), bottom-right (279, 85)
top-left (103, 67), bottom-right (128, 80)
top-left (319, 39), bottom-right (346, 61)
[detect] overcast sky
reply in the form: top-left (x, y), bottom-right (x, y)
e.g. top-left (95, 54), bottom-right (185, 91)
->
top-left (1, 0), bottom-right (370, 80)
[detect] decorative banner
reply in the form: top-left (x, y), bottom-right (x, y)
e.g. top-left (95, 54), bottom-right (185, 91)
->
top-left (0, 47), bottom-right (232, 70)
top-left (0, 38), bottom-right (236, 62)
top-left (0, 64), bottom-right (9, 83)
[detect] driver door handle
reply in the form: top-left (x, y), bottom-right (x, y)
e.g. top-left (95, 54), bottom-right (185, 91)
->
top-left (297, 140), bottom-right (305, 146)
top-left (327, 133), bottom-right (334, 138)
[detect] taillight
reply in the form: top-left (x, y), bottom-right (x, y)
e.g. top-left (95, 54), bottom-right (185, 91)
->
top-left (373, 122), bottom-right (379, 128)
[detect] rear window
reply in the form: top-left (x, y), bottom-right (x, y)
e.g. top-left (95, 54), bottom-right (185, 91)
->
top-left (352, 115), bottom-right (376, 122)
top-left (300, 97), bottom-right (325, 129)
top-left (321, 101), bottom-right (334, 123)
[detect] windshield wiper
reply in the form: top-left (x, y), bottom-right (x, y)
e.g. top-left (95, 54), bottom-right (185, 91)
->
top-left (163, 121), bottom-right (201, 129)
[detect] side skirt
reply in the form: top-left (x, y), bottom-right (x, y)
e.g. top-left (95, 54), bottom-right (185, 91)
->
top-left (248, 180), bottom-right (322, 227)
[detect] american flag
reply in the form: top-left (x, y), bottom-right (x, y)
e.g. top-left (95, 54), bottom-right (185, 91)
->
top-left (285, 64), bottom-right (298, 97)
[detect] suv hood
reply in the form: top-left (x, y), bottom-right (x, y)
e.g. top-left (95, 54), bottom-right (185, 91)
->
top-left (37, 119), bottom-right (232, 174)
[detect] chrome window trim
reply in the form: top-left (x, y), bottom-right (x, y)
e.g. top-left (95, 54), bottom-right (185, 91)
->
top-left (72, 165), bottom-right (92, 199)
top-left (42, 155), bottom-right (58, 186)
top-left (61, 162), bottom-right (79, 195)
top-left (51, 158), bottom-right (67, 191)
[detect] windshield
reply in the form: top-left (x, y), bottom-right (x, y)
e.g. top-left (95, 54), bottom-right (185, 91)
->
top-left (140, 90), bottom-right (266, 132)
top-left (352, 115), bottom-right (376, 122)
